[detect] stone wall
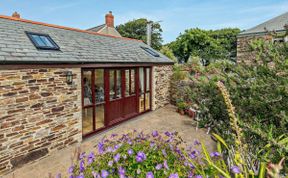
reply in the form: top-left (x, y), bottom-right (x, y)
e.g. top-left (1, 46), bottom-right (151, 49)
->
top-left (0, 68), bottom-right (82, 174)
top-left (152, 65), bottom-right (173, 110)
top-left (237, 35), bottom-right (272, 64)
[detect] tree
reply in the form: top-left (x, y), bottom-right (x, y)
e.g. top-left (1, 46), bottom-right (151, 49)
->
top-left (170, 28), bottom-right (240, 63)
top-left (116, 18), bottom-right (163, 50)
top-left (160, 46), bottom-right (177, 63)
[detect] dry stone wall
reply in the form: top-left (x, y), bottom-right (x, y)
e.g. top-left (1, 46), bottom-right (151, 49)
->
top-left (0, 68), bottom-right (82, 174)
top-left (152, 65), bottom-right (173, 110)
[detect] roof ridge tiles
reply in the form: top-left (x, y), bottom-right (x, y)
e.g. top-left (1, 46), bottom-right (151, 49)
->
top-left (0, 15), bottom-right (142, 42)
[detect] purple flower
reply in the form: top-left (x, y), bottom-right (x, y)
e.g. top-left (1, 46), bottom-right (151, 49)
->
top-left (169, 173), bottom-right (179, 178)
top-left (231, 166), bottom-right (241, 174)
top-left (87, 152), bottom-right (95, 164)
top-left (79, 160), bottom-right (85, 172)
top-left (77, 174), bottom-right (84, 178)
top-left (123, 154), bottom-right (127, 159)
top-left (98, 142), bottom-right (104, 154)
top-left (56, 173), bottom-right (61, 178)
top-left (195, 175), bottom-right (202, 178)
top-left (136, 151), bottom-right (147, 162)
top-left (79, 152), bottom-right (86, 160)
top-left (114, 144), bottom-right (120, 150)
top-left (162, 149), bottom-right (167, 157)
top-left (165, 131), bottom-right (171, 136)
top-left (137, 168), bottom-right (141, 174)
top-left (146, 172), bottom-right (154, 178)
top-left (152, 130), bottom-right (159, 137)
top-left (194, 139), bottom-right (200, 145)
top-left (114, 153), bottom-right (121, 162)
top-left (92, 171), bottom-right (100, 178)
top-left (150, 142), bottom-right (155, 148)
top-left (163, 160), bottom-right (169, 170)
top-left (155, 164), bottom-right (162, 170)
top-left (189, 151), bottom-right (197, 159)
top-left (118, 166), bottom-right (126, 177)
top-left (106, 147), bottom-right (113, 153)
top-left (111, 133), bottom-right (118, 138)
top-left (68, 165), bottom-right (74, 174)
top-left (128, 149), bottom-right (134, 155)
top-left (108, 160), bottom-right (113, 167)
top-left (210, 152), bottom-right (221, 157)
top-left (101, 170), bottom-right (109, 178)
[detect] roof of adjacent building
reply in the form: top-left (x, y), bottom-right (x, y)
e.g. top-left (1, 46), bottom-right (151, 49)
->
top-left (0, 15), bottom-right (173, 64)
top-left (87, 24), bottom-right (122, 37)
top-left (238, 12), bottom-right (288, 37)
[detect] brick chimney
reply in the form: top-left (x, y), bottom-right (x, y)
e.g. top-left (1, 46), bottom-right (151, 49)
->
top-left (12, 11), bottom-right (20, 19)
top-left (105, 11), bottom-right (114, 28)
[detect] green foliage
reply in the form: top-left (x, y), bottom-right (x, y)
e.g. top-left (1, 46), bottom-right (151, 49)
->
top-left (172, 65), bottom-right (187, 80)
top-left (116, 18), bottom-right (163, 50)
top-left (160, 46), bottom-right (177, 63)
top-left (169, 28), bottom-right (240, 63)
top-left (172, 38), bottom-right (288, 170)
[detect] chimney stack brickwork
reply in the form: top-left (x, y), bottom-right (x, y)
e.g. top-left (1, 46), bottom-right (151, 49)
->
top-left (12, 12), bottom-right (20, 19)
top-left (105, 11), bottom-right (114, 28)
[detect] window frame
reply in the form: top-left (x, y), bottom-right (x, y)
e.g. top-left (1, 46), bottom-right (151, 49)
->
top-left (26, 31), bottom-right (60, 50)
top-left (141, 46), bottom-right (160, 57)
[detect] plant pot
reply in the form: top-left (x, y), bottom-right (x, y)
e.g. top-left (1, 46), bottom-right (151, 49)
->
top-left (179, 110), bottom-right (185, 115)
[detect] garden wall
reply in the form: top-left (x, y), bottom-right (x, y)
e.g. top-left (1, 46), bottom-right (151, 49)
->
top-left (152, 65), bottom-right (173, 110)
top-left (0, 68), bottom-right (82, 174)
top-left (237, 34), bottom-right (272, 64)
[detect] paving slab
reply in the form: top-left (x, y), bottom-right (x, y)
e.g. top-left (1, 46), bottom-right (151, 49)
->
top-left (3, 105), bottom-right (216, 178)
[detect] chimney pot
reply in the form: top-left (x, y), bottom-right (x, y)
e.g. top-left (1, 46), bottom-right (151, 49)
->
top-left (12, 12), bottom-right (20, 19)
top-left (105, 11), bottom-right (114, 28)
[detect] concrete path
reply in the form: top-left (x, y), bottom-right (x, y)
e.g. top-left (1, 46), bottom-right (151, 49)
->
top-left (3, 105), bottom-right (216, 178)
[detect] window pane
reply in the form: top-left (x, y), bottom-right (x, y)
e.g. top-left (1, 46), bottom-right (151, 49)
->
top-left (32, 35), bottom-right (46, 47)
top-left (131, 69), bottom-right (135, 95)
top-left (83, 71), bottom-right (92, 106)
top-left (145, 92), bottom-right (150, 110)
top-left (146, 68), bottom-right (150, 92)
top-left (95, 69), bottom-right (104, 103)
top-left (40, 36), bottom-right (54, 47)
top-left (109, 70), bottom-right (115, 100)
top-left (116, 70), bottom-right (122, 99)
top-left (139, 68), bottom-right (144, 94)
top-left (82, 107), bottom-right (93, 134)
top-left (125, 70), bottom-right (130, 96)
top-left (139, 94), bottom-right (145, 113)
top-left (95, 104), bottom-right (105, 129)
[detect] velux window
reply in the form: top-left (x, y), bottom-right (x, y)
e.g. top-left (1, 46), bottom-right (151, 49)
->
top-left (26, 32), bottom-right (60, 50)
top-left (141, 46), bottom-right (160, 57)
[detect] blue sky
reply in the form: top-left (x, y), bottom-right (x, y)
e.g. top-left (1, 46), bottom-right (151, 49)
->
top-left (1, 0), bottom-right (288, 43)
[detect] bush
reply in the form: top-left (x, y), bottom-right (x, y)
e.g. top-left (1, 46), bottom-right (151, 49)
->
top-left (171, 39), bottom-right (288, 169)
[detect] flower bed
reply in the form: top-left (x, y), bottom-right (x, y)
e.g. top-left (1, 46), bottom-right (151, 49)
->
top-left (68, 130), bottom-right (206, 178)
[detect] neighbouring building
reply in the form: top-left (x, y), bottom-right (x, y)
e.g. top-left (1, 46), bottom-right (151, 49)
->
top-left (0, 11), bottom-right (173, 174)
top-left (87, 11), bottom-right (122, 37)
top-left (237, 11), bottom-right (288, 63)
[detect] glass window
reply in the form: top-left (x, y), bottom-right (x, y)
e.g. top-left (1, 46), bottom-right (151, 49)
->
top-left (116, 70), bottom-right (122, 99)
top-left (82, 108), bottom-right (93, 134)
top-left (146, 68), bottom-right (150, 92)
top-left (125, 70), bottom-right (130, 96)
top-left (95, 104), bottom-right (105, 129)
top-left (95, 69), bottom-right (104, 103)
top-left (145, 92), bottom-right (150, 110)
top-left (139, 68), bottom-right (144, 94)
top-left (26, 32), bottom-right (60, 50)
top-left (139, 94), bottom-right (145, 113)
top-left (109, 70), bottom-right (115, 100)
top-left (141, 47), bottom-right (160, 57)
top-left (83, 71), bottom-right (93, 106)
top-left (131, 69), bottom-right (135, 95)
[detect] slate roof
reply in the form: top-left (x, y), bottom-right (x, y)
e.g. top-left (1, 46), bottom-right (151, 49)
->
top-left (239, 12), bottom-right (288, 37)
top-left (0, 15), bottom-right (173, 64)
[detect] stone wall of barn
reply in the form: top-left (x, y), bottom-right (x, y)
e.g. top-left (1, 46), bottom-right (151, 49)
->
top-left (237, 34), bottom-right (273, 64)
top-left (0, 68), bottom-right (82, 174)
top-left (152, 65), bottom-right (173, 110)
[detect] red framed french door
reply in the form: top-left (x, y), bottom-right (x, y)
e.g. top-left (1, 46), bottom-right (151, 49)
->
top-left (81, 69), bottom-right (105, 136)
top-left (105, 68), bottom-right (138, 126)
top-left (138, 67), bottom-right (152, 113)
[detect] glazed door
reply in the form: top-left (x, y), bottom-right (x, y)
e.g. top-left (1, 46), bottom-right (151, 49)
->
top-left (106, 68), bottom-right (138, 126)
top-left (82, 69), bottom-right (105, 136)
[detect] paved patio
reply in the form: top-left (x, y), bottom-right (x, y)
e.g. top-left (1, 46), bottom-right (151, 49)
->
top-left (3, 105), bottom-right (216, 178)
